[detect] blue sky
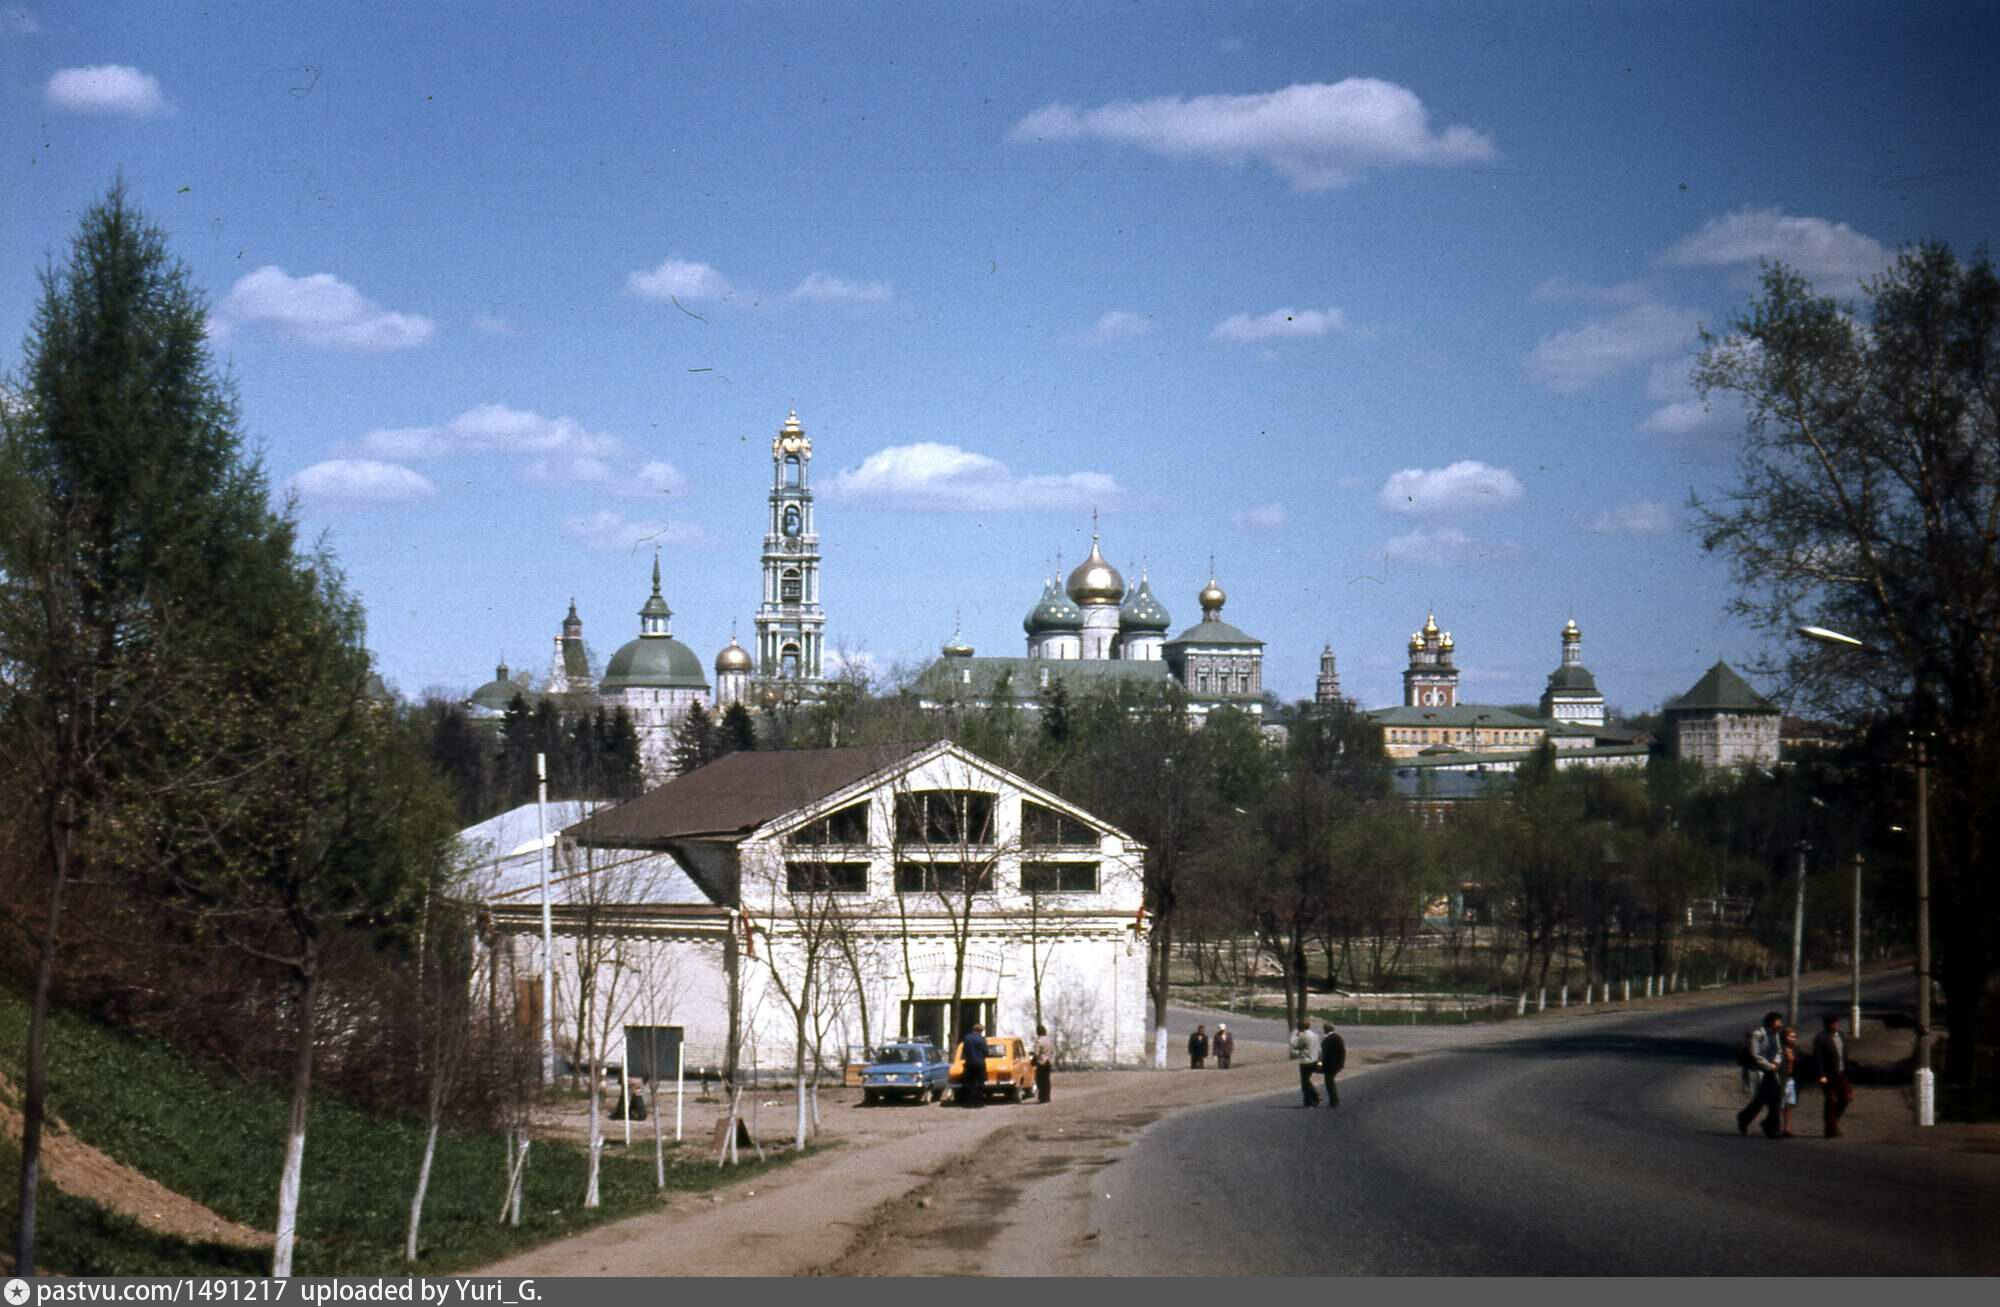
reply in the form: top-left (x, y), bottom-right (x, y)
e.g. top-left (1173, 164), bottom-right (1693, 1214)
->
top-left (4, 2), bottom-right (1993, 712)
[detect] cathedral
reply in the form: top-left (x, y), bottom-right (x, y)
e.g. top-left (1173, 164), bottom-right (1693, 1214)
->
top-left (465, 410), bottom-right (829, 783)
top-left (912, 526), bottom-right (1267, 718)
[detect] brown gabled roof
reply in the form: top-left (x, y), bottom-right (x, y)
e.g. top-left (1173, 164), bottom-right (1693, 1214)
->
top-left (564, 742), bottom-right (933, 847)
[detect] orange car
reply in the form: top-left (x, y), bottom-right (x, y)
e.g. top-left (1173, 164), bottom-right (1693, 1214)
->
top-left (950, 1035), bottom-right (1035, 1103)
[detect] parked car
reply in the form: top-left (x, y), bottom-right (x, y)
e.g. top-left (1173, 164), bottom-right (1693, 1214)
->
top-left (950, 1035), bottom-right (1035, 1103)
top-left (859, 1041), bottom-right (950, 1105)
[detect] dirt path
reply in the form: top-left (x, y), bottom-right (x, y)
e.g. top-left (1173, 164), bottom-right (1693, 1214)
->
top-left (0, 1071), bottom-right (269, 1251)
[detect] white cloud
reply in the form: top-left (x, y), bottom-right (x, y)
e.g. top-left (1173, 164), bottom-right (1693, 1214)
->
top-left (1088, 309), bottom-right (1154, 343)
top-left (1636, 359), bottom-right (1730, 436)
top-left (212, 266), bottom-right (433, 351)
top-left (627, 460), bottom-right (688, 495)
top-left (1584, 500), bottom-right (1673, 535)
top-left (1378, 461), bottom-right (1523, 516)
top-left (471, 314), bottom-right (519, 335)
top-left (828, 442), bottom-right (1123, 512)
top-left (563, 511), bottom-right (705, 553)
top-left (526, 456), bottom-right (613, 484)
top-left (1233, 501), bottom-right (1286, 530)
top-left (1524, 301), bottom-right (1700, 393)
top-left (287, 459), bottom-right (434, 504)
top-left (788, 272), bottom-right (891, 304)
top-left (360, 404), bottom-right (621, 463)
top-left (627, 258), bottom-right (734, 301)
top-left (1527, 276), bottom-right (1652, 307)
top-left (1382, 528), bottom-right (1475, 567)
top-left (46, 64), bottom-right (167, 115)
top-left (1009, 78), bottom-right (1494, 191)
top-left (1664, 207), bottom-right (1891, 294)
top-left (1211, 306), bottom-right (1350, 342)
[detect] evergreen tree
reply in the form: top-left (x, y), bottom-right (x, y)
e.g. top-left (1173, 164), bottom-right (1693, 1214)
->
top-left (599, 706), bottom-right (643, 798)
top-left (719, 701), bottom-right (759, 754)
top-left (496, 692), bottom-right (538, 807)
top-left (0, 185), bottom-right (299, 1274)
top-left (671, 701), bottom-right (719, 775)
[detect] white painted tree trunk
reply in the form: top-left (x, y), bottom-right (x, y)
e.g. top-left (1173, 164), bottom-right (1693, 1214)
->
top-left (404, 1117), bottom-right (440, 1262)
top-left (505, 1138), bottom-right (529, 1226)
top-left (271, 973), bottom-right (319, 1279)
top-left (1585, 982), bottom-right (1594, 1004)
top-left (1560, 983), bottom-right (1569, 1008)
top-left (652, 1080), bottom-right (665, 1189)
top-left (1536, 987), bottom-right (1547, 1012)
top-left (1153, 1026), bottom-right (1167, 1069)
top-left (584, 1062), bottom-right (603, 1208)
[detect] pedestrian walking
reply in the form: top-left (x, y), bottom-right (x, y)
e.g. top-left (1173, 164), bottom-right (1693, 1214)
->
top-left (1319, 1021), bottom-right (1347, 1108)
top-left (1736, 1011), bottom-right (1786, 1139)
top-left (1289, 1020), bottom-right (1321, 1108)
top-left (957, 1023), bottom-right (989, 1108)
top-left (1812, 1013), bottom-right (1853, 1138)
top-left (1213, 1024), bottom-right (1234, 1070)
top-left (1779, 1028), bottom-right (1801, 1137)
top-left (1034, 1023), bottom-right (1055, 1104)
top-left (1188, 1024), bottom-right (1209, 1070)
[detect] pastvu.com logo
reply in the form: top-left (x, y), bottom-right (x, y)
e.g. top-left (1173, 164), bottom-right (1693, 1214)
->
top-left (5, 1276), bottom-right (32, 1306)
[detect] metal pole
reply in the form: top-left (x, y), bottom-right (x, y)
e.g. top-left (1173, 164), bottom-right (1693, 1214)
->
top-left (1915, 740), bottom-right (1934, 1127)
top-left (1850, 852), bottom-right (1863, 1041)
top-left (536, 753), bottom-right (555, 1086)
top-left (675, 1040), bottom-right (684, 1143)
top-left (1787, 841), bottom-right (1808, 1030)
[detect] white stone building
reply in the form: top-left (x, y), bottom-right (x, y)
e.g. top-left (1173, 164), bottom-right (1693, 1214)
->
top-left (1666, 660), bottom-right (1781, 769)
top-left (473, 740), bottom-right (1151, 1075)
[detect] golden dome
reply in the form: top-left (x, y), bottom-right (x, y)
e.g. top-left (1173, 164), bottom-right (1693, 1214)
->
top-left (715, 636), bottom-right (752, 674)
top-left (1563, 617), bottom-right (1582, 643)
top-left (1066, 537), bottom-right (1126, 605)
top-left (1422, 611), bottom-right (1440, 636)
top-left (1198, 575), bottom-right (1227, 613)
top-left (1409, 631), bottom-right (1423, 651)
top-left (781, 409), bottom-right (803, 434)
top-left (1440, 631), bottom-right (1455, 651)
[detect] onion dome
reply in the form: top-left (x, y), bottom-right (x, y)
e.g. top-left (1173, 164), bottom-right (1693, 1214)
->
top-left (1409, 632), bottom-right (1424, 652)
top-left (941, 621), bottom-right (975, 658)
top-left (1066, 536), bottom-right (1126, 606)
top-left (1023, 579), bottom-right (1084, 634)
top-left (1197, 573), bottom-right (1227, 617)
top-left (1119, 574), bottom-right (1171, 631)
top-left (715, 635), bottom-right (753, 674)
top-left (1423, 611), bottom-right (1440, 637)
top-left (1563, 617), bottom-right (1582, 644)
top-left (468, 661), bottom-right (526, 715)
top-left (1440, 631), bottom-right (1455, 652)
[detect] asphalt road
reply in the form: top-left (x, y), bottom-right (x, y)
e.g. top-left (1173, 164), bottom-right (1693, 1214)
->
top-left (1098, 980), bottom-right (1999, 1275)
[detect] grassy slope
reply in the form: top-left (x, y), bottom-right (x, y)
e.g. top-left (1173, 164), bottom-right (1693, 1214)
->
top-left (0, 986), bottom-right (789, 1274)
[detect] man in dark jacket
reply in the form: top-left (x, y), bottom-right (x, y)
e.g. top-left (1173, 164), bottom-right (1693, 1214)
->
top-left (957, 1024), bottom-right (989, 1107)
top-left (1813, 1013), bottom-right (1853, 1138)
top-left (1188, 1024), bottom-right (1209, 1069)
top-left (1736, 1011), bottom-right (1786, 1138)
top-left (1319, 1021), bottom-right (1347, 1108)
top-left (1212, 1024), bottom-right (1234, 1069)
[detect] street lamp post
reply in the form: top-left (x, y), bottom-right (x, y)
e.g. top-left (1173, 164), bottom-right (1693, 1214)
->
top-left (1850, 852), bottom-right (1863, 1042)
top-left (1788, 840), bottom-right (1809, 1030)
top-left (1796, 624), bottom-right (1932, 1126)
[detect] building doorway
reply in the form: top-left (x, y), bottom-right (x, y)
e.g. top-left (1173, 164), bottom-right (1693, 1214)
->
top-left (902, 997), bottom-right (995, 1048)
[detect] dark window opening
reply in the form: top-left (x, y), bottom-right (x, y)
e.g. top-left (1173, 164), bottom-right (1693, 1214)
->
top-left (1022, 861), bottom-right (1099, 893)
top-left (788, 801), bottom-right (870, 846)
top-left (1021, 800), bottom-right (1096, 847)
top-left (783, 455), bottom-right (801, 487)
top-left (895, 790), bottom-right (995, 847)
top-left (781, 567), bottom-right (801, 601)
top-left (894, 862), bottom-right (994, 894)
top-left (785, 861), bottom-right (869, 893)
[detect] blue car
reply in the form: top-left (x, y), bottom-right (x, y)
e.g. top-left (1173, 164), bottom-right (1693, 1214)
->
top-left (859, 1041), bottom-right (950, 1105)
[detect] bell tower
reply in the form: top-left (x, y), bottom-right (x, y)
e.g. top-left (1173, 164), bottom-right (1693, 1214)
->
top-left (1402, 611), bottom-right (1460, 708)
top-left (755, 409), bottom-right (825, 689)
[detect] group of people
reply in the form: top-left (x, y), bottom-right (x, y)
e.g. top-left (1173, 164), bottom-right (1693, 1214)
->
top-left (1186, 1023), bottom-right (1235, 1069)
top-left (1290, 1020), bottom-right (1346, 1108)
top-left (1737, 1010), bottom-right (1854, 1139)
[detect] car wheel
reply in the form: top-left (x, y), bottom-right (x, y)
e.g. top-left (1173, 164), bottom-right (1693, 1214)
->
top-left (862, 1090), bottom-right (879, 1106)
top-left (1009, 1085), bottom-right (1022, 1103)
top-left (930, 1085), bottom-right (944, 1103)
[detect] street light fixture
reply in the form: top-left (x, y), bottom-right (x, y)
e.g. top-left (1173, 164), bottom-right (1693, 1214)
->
top-left (1796, 624), bottom-right (1933, 1126)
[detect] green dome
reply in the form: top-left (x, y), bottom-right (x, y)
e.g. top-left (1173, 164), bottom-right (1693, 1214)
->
top-left (1023, 579), bottom-right (1084, 635)
top-left (468, 663), bottom-right (529, 714)
top-left (1119, 576), bottom-right (1171, 632)
top-left (1545, 663), bottom-right (1601, 695)
top-left (600, 636), bottom-right (710, 692)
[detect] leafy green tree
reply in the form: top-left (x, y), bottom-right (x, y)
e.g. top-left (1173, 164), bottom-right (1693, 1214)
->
top-left (0, 186), bottom-right (296, 1275)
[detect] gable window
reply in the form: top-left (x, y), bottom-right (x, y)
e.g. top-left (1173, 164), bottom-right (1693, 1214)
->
top-left (787, 801), bottom-right (869, 846)
top-left (785, 861), bottom-right (869, 893)
top-left (894, 790), bottom-right (995, 847)
top-left (894, 861), bottom-right (994, 894)
top-left (1021, 800), bottom-right (1096, 847)
top-left (1022, 861), bottom-right (1099, 893)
